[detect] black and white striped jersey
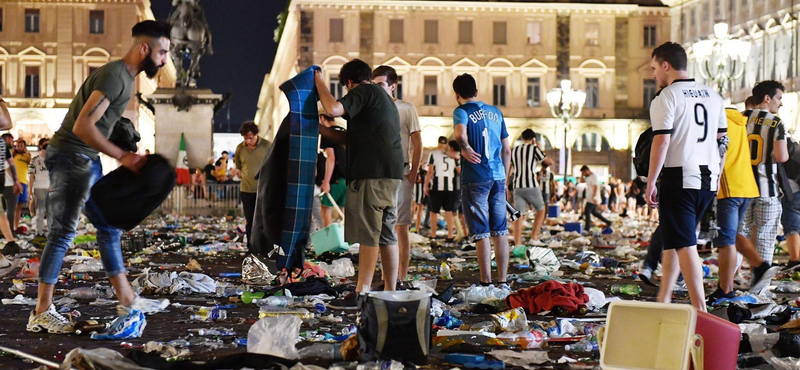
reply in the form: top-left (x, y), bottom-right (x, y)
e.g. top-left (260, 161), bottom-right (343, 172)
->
top-left (746, 109), bottom-right (786, 197)
top-left (511, 143), bottom-right (546, 189)
top-left (650, 78), bottom-right (726, 191)
top-left (428, 151), bottom-right (459, 192)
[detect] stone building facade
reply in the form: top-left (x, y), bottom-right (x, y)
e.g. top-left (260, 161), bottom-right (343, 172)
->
top-left (257, 0), bottom-right (672, 180)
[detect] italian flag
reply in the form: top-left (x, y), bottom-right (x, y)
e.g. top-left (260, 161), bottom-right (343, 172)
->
top-left (175, 133), bottom-right (191, 185)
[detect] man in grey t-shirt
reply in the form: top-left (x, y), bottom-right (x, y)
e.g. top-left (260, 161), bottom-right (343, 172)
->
top-left (28, 21), bottom-right (173, 335)
top-left (373, 65), bottom-right (422, 285)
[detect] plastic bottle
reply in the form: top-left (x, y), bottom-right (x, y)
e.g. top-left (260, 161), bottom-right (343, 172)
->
top-left (241, 291), bottom-right (265, 304)
top-left (235, 338), bottom-right (247, 346)
top-left (565, 337), bottom-right (599, 352)
top-left (216, 285), bottom-right (245, 298)
top-left (74, 320), bottom-right (108, 335)
top-left (66, 286), bottom-right (113, 299)
top-left (257, 308), bottom-right (313, 319)
top-left (356, 360), bottom-right (404, 370)
top-left (297, 343), bottom-right (343, 360)
top-left (311, 299), bottom-right (327, 314)
top-left (610, 284), bottom-right (642, 296)
top-left (190, 307), bottom-right (227, 322)
top-left (253, 296), bottom-right (291, 307)
top-left (197, 328), bottom-right (235, 336)
top-left (440, 262), bottom-right (452, 280)
top-left (776, 281), bottom-right (800, 293)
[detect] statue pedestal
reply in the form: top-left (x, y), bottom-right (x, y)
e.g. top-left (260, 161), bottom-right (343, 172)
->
top-left (147, 88), bottom-right (221, 169)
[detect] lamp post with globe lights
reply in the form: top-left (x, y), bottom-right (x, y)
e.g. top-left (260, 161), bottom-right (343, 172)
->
top-left (691, 22), bottom-right (751, 95)
top-left (546, 80), bottom-right (586, 177)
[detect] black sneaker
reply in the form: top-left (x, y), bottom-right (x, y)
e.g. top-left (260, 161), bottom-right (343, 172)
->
top-left (329, 291), bottom-right (360, 310)
top-left (705, 287), bottom-right (734, 307)
top-left (782, 260), bottom-right (800, 273)
top-left (2, 241), bottom-right (20, 256)
top-left (750, 263), bottom-right (781, 295)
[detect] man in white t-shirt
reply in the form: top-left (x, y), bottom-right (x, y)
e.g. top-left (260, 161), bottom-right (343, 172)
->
top-left (579, 165), bottom-right (611, 233)
top-left (29, 143), bottom-right (50, 236)
top-left (372, 65), bottom-right (422, 286)
top-left (645, 42), bottom-right (726, 311)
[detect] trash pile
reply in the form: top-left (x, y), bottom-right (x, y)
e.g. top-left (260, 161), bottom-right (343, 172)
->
top-left (0, 210), bottom-right (799, 368)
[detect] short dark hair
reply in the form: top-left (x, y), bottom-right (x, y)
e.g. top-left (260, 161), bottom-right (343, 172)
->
top-left (580, 165), bottom-right (590, 172)
top-left (239, 121), bottom-right (259, 136)
top-left (752, 80), bottom-right (785, 105)
top-left (338, 59), bottom-right (372, 86)
top-left (372, 65), bottom-right (398, 86)
top-left (222, 151), bottom-right (229, 156)
top-left (744, 96), bottom-right (758, 108)
top-left (438, 136), bottom-right (448, 144)
top-left (132, 20), bottom-right (171, 39)
top-left (448, 140), bottom-right (461, 152)
top-left (16, 139), bottom-right (26, 146)
top-left (453, 74), bottom-right (478, 99)
top-left (319, 114), bottom-right (334, 122)
top-left (521, 129), bottom-right (536, 141)
top-left (651, 42), bottom-right (687, 71)
top-left (1, 134), bottom-right (12, 139)
top-left (215, 160), bottom-right (221, 166)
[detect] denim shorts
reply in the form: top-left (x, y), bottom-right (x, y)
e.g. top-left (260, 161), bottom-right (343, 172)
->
top-left (461, 179), bottom-right (508, 241)
top-left (781, 191), bottom-right (800, 236)
top-left (714, 197), bottom-right (752, 247)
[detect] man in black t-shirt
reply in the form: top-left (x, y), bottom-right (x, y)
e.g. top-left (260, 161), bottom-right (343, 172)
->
top-left (315, 59), bottom-right (404, 306)
top-left (319, 114), bottom-right (347, 227)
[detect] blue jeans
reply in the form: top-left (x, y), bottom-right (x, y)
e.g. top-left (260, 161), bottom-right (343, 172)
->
top-left (38, 148), bottom-right (124, 284)
top-left (714, 197), bottom-right (753, 247)
top-left (461, 179), bottom-right (508, 241)
top-left (781, 191), bottom-right (800, 236)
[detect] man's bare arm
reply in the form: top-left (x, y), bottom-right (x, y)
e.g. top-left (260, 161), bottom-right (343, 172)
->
top-left (72, 90), bottom-right (126, 160)
top-left (0, 96), bottom-right (11, 131)
top-left (314, 71), bottom-right (345, 117)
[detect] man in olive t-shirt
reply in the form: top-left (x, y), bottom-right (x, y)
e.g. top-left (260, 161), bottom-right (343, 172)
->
top-left (315, 59), bottom-right (404, 306)
top-left (28, 21), bottom-right (173, 336)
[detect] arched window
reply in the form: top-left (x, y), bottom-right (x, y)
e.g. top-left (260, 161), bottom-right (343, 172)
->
top-left (573, 132), bottom-right (610, 152)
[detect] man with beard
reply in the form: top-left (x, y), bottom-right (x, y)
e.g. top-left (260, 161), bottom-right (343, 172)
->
top-left (28, 21), bottom-right (172, 335)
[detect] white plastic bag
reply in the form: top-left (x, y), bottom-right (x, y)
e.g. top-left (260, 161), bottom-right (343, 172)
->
top-left (247, 315), bottom-right (301, 359)
top-left (318, 258), bottom-right (355, 278)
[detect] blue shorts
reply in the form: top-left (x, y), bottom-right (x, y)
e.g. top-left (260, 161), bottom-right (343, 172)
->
top-left (658, 186), bottom-right (715, 250)
top-left (781, 191), bottom-right (800, 236)
top-left (714, 197), bottom-right (752, 247)
top-left (461, 179), bottom-right (508, 241)
top-left (17, 183), bottom-right (28, 204)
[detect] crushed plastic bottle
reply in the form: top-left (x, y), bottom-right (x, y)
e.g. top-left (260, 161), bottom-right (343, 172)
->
top-left (610, 284), bottom-right (642, 296)
top-left (497, 330), bottom-right (545, 349)
top-left (440, 262), bottom-right (452, 280)
top-left (190, 307), bottom-right (227, 322)
top-left (253, 296), bottom-right (291, 307)
top-left (65, 285), bottom-right (115, 300)
top-left (257, 307), bottom-right (314, 319)
top-left (565, 336), bottom-right (599, 352)
top-left (356, 360), bottom-right (404, 370)
top-left (298, 343), bottom-right (343, 360)
top-left (776, 281), bottom-right (800, 293)
top-left (197, 327), bottom-right (236, 336)
top-left (216, 284), bottom-right (245, 298)
top-left (241, 291), bottom-right (265, 303)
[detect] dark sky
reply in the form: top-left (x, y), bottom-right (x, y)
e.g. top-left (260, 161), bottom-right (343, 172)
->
top-left (150, 0), bottom-right (287, 133)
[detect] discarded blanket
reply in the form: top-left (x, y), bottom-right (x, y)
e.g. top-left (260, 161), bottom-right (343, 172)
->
top-left (505, 280), bottom-right (589, 314)
top-left (132, 270), bottom-right (218, 295)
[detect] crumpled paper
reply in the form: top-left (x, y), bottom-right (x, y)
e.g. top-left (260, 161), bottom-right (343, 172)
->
top-left (487, 349), bottom-right (549, 367)
top-left (242, 254), bottom-right (276, 285)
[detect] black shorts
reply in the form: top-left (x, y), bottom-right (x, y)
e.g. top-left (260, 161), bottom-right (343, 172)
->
top-left (429, 190), bottom-right (457, 213)
top-left (658, 186), bottom-right (716, 250)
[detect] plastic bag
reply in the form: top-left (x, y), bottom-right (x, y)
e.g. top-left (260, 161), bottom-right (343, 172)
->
top-left (242, 254), bottom-right (276, 285)
top-left (583, 288), bottom-right (607, 309)
top-left (62, 347), bottom-right (151, 370)
top-left (526, 247), bottom-right (561, 274)
top-left (91, 309), bottom-right (146, 340)
top-left (318, 258), bottom-right (355, 278)
top-left (247, 315), bottom-right (301, 359)
top-left (491, 308), bottom-right (528, 332)
top-left (457, 285), bottom-right (511, 304)
top-left (770, 357), bottom-right (800, 370)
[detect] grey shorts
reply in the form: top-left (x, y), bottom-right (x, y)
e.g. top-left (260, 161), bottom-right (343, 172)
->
top-left (345, 178), bottom-right (401, 246)
top-left (514, 187), bottom-right (545, 212)
top-left (396, 176), bottom-right (414, 226)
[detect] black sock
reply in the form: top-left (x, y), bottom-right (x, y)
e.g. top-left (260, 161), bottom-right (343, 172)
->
top-left (480, 281), bottom-right (491, 287)
top-left (754, 262), bottom-right (771, 277)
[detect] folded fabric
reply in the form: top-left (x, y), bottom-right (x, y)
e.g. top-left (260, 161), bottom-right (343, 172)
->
top-left (132, 269), bottom-right (218, 295)
top-left (505, 280), bottom-right (589, 314)
top-left (263, 277), bottom-right (336, 297)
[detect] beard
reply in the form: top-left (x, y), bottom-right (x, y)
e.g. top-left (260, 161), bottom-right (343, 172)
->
top-left (141, 51), bottom-right (162, 79)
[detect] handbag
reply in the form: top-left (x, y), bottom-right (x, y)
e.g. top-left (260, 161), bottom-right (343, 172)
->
top-left (358, 290), bottom-right (432, 365)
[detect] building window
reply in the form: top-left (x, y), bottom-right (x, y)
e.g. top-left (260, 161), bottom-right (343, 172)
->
top-left (492, 77), bottom-right (506, 107)
top-left (526, 77), bottom-right (541, 107)
top-left (396, 75), bottom-right (403, 100)
top-left (459, 21), bottom-right (472, 44)
top-left (714, 0), bottom-right (722, 18)
top-left (329, 18), bottom-right (344, 43)
top-left (329, 77), bottom-right (343, 100)
top-left (740, 0), bottom-right (749, 18)
top-left (585, 78), bottom-right (599, 108)
top-left (389, 19), bottom-right (403, 43)
top-left (0, 66), bottom-right (3, 95)
top-left (25, 66), bottom-right (40, 98)
top-left (644, 25), bottom-right (657, 47)
top-left (493, 21), bottom-right (507, 45)
top-left (89, 66), bottom-right (99, 75)
top-left (643, 79), bottom-right (657, 112)
top-left (585, 23), bottom-right (599, 46)
top-left (0, 9), bottom-right (4, 32)
top-left (90, 10), bottom-right (104, 34)
top-left (424, 76), bottom-right (437, 106)
top-left (424, 20), bottom-right (438, 44)
top-left (691, 8), bottom-right (697, 26)
top-left (702, 3), bottom-right (709, 23)
top-left (526, 21), bottom-right (541, 45)
top-left (25, 9), bottom-right (40, 33)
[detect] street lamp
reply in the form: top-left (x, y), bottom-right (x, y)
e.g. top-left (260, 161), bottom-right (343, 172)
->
top-left (546, 80), bottom-right (586, 177)
top-left (691, 22), bottom-right (751, 94)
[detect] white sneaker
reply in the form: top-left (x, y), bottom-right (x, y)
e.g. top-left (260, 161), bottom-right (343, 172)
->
top-left (122, 296), bottom-right (169, 315)
top-left (27, 304), bottom-right (74, 334)
top-left (0, 256), bottom-right (14, 277)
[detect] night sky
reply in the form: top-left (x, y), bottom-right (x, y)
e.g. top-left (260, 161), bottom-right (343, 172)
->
top-left (150, 0), bottom-right (287, 133)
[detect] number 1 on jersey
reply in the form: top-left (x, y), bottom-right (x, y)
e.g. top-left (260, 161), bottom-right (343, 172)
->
top-left (694, 103), bottom-right (708, 143)
top-left (482, 127), bottom-right (490, 161)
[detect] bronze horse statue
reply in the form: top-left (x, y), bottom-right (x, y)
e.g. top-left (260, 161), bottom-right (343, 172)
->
top-left (169, 0), bottom-right (213, 88)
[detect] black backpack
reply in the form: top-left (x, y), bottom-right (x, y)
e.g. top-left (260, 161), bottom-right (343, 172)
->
top-left (633, 127), bottom-right (654, 177)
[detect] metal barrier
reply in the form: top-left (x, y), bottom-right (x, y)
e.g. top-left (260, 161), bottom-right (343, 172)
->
top-left (158, 183), bottom-right (243, 216)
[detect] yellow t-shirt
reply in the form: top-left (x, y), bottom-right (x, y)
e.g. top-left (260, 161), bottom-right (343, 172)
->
top-left (14, 153), bottom-right (30, 185)
top-left (718, 108), bottom-right (760, 199)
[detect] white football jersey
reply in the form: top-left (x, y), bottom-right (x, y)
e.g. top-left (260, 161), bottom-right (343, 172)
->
top-left (428, 151), bottom-right (458, 191)
top-left (650, 78), bottom-right (726, 190)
